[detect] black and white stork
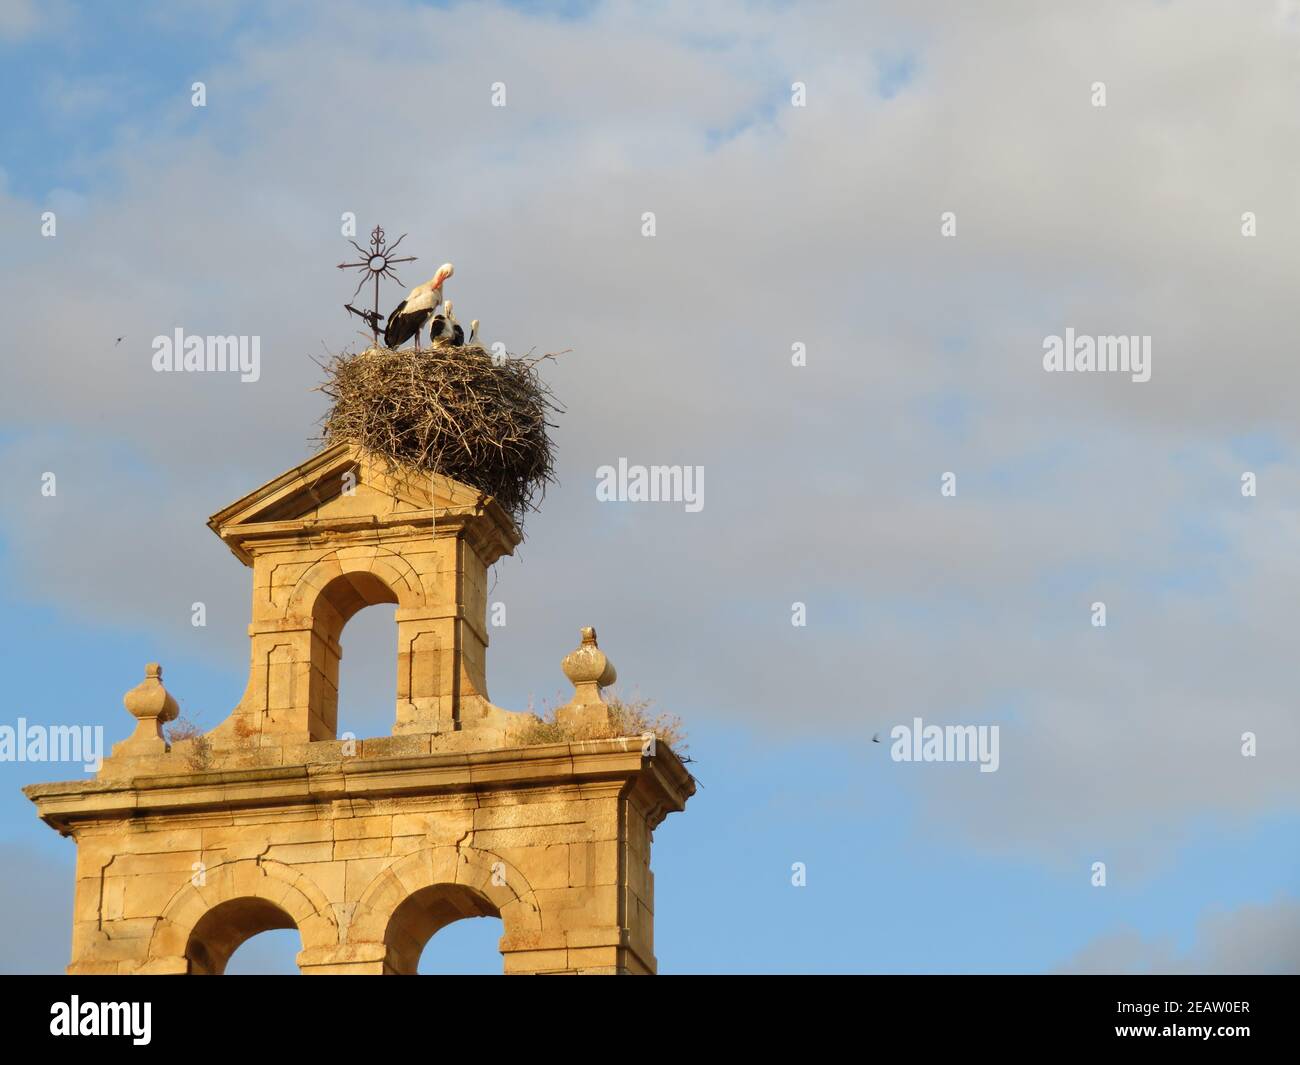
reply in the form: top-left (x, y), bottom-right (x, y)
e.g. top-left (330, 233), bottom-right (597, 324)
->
top-left (468, 319), bottom-right (481, 346)
top-left (383, 262), bottom-right (454, 349)
top-left (429, 300), bottom-right (465, 346)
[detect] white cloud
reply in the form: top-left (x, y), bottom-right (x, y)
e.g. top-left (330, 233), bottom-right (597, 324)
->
top-left (1059, 897), bottom-right (1300, 973)
top-left (1, 0), bottom-right (1298, 869)
top-left (0, 0), bottom-right (42, 42)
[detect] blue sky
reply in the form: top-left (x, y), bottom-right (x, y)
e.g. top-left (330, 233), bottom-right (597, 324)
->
top-left (1, 0), bottom-right (1297, 974)
top-left (4, 591), bottom-right (1296, 973)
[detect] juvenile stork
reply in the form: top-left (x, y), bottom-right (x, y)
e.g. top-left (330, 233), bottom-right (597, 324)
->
top-left (429, 300), bottom-right (465, 346)
top-left (383, 262), bottom-right (453, 349)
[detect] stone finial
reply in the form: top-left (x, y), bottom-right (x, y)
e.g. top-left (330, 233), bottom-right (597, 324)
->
top-left (114, 663), bottom-right (180, 758)
top-left (556, 627), bottom-right (617, 733)
top-left (561, 627), bottom-right (617, 704)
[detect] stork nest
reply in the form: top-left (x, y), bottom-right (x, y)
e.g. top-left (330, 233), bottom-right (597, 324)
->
top-left (315, 343), bottom-right (562, 528)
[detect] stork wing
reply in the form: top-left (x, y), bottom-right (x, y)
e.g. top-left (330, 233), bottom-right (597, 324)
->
top-left (383, 300), bottom-right (416, 348)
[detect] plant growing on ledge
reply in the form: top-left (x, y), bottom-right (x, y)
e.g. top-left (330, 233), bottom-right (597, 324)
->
top-left (164, 717), bottom-right (213, 772)
top-left (520, 693), bottom-right (688, 759)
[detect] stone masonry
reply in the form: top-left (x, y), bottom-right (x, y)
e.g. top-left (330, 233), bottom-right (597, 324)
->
top-left (24, 443), bottom-right (693, 974)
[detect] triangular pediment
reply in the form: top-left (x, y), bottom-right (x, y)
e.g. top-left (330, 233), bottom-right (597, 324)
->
top-left (208, 443), bottom-right (518, 564)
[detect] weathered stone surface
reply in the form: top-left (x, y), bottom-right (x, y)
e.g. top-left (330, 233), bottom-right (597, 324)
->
top-left (24, 448), bottom-right (693, 974)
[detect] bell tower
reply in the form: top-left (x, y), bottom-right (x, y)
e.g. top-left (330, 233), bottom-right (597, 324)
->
top-left (25, 446), bottom-right (693, 974)
top-left (204, 441), bottom-right (523, 747)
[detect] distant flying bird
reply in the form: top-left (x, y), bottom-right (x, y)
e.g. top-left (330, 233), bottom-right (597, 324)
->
top-left (429, 300), bottom-right (464, 346)
top-left (383, 262), bottom-right (453, 349)
top-left (872, 733), bottom-right (881, 744)
top-left (468, 319), bottom-right (480, 346)
top-left (115, 336), bottom-right (124, 346)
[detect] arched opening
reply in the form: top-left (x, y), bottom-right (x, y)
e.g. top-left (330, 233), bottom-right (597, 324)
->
top-left (334, 602), bottom-right (398, 740)
top-left (225, 929), bottom-right (303, 974)
top-left (417, 914), bottom-right (506, 975)
top-left (185, 897), bottom-right (302, 975)
top-left (383, 884), bottom-right (502, 975)
top-left (309, 571), bottom-right (399, 740)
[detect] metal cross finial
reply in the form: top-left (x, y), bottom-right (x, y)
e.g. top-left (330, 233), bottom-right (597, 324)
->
top-left (337, 224), bottom-right (419, 344)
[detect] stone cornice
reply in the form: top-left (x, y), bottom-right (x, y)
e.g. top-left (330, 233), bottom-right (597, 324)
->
top-left (207, 442), bottom-right (520, 566)
top-left (218, 506), bottom-right (518, 567)
top-left (24, 739), bottom-right (695, 836)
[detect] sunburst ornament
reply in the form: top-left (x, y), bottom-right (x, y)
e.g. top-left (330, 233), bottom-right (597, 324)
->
top-left (337, 225), bottom-right (418, 344)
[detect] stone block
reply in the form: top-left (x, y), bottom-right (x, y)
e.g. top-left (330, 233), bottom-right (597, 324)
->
top-left (333, 815), bottom-right (392, 841)
top-left (267, 841), bottom-right (335, 864)
top-left (344, 857), bottom-right (395, 903)
top-left (333, 836), bottom-right (390, 861)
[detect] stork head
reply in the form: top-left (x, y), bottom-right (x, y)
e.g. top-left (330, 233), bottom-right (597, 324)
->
top-left (443, 300), bottom-right (455, 319)
top-left (430, 262), bottom-right (454, 289)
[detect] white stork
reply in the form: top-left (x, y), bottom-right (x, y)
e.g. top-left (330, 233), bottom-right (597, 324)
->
top-left (468, 319), bottom-right (481, 346)
top-left (429, 300), bottom-right (465, 346)
top-left (383, 262), bottom-right (453, 349)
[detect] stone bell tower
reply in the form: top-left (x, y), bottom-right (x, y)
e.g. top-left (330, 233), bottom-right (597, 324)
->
top-left (25, 443), bottom-right (693, 974)
top-left (204, 442), bottom-right (521, 745)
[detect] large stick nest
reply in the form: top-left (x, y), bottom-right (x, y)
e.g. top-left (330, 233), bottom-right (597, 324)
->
top-left (316, 344), bottom-right (562, 529)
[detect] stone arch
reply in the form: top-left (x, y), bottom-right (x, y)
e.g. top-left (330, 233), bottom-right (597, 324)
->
top-left (185, 897), bottom-right (300, 974)
top-left (280, 549), bottom-right (431, 740)
top-left (147, 859), bottom-right (337, 975)
top-left (349, 846), bottom-right (541, 974)
top-left (285, 548), bottom-right (427, 623)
